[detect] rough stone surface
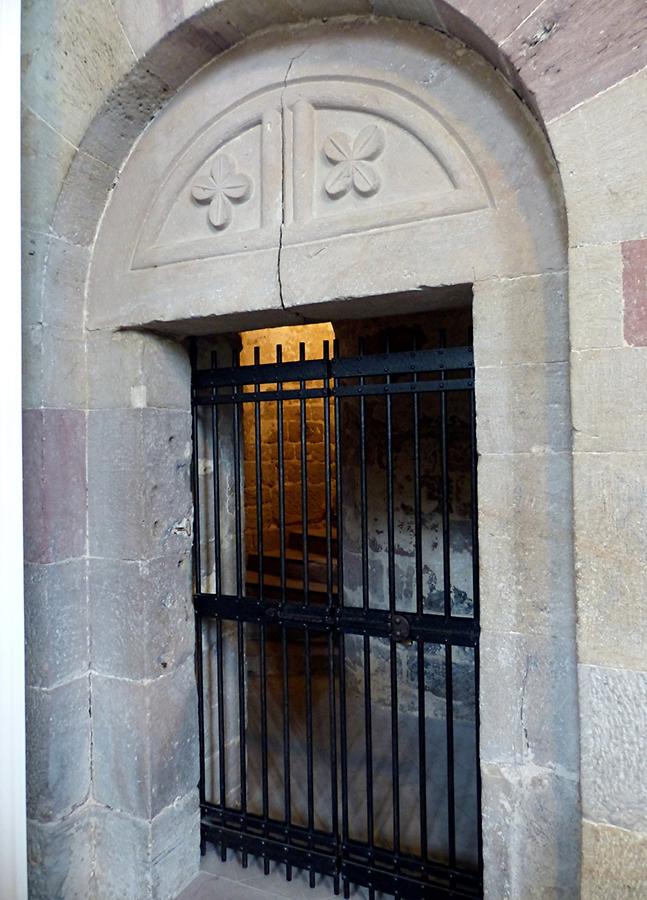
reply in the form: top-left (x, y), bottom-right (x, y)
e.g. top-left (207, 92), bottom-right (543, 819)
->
top-left (581, 819), bottom-right (647, 900)
top-left (475, 362), bottom-right (571, 454)
top-left (22, 325), bottom-right (86, 410)
top-left (52, 149), bottom-right (115, 247)
top-left (25, 560), bottom-right (88, 689)
top-left (89, 554), bottom-right (193, 681)
top-left (569, 243), bottom-right (624, 351)
top-left (22, 409), bottom-right (86, 564)
top-left (21, 0), bottom-right (135, 148)
top-left (622, 238), bottom-right (647, 347)
top-left (480, 631), bottom-right (579, 774)
top-left (503, 0), bottom-right (647, 122)
top-left (41, 237), bottom-right (91, 334)
top-left (87, 408), bottom-right (192, 560)
top-left (92, 658), bottom-right (199, 819)
top-left (26, 677), bottom-right (91, 822)
top-left (473, 272), bottom-right (568, 366)
top-left (21, 106), bottom-right (76, 234)
top-left (574, 452), bottom-right (647, 671)
top-left (27, 807), bottom-right (93, 900)
top-left (481, 762), bottom-right (580, 899)
top-left (150, 790), bottom-right (201, 899)
top-left (550, 66), bottom-right (647, 245)
top-left (478, 452), bottom-right (575, 637)
top-left (579, 664), bottom-right (647, 832)
top-left (571, 348), bottom-right (647, 452)
top-left (87, 330), bottom-right (190, 411)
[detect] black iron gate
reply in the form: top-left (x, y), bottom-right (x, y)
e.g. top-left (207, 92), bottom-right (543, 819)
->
top-left (191, 332), bottom-right (482, 899)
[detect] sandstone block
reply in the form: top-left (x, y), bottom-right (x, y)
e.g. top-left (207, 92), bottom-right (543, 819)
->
top-left (480, 631), bottom-right (579, 774)
top-left (474, 272), bottom-right (568, 366)
top-left (89, 554), bottom-right (193, 681)
top-left (92, 658), bottom-right (199, 818)
top-left (581, 819), bottom-right (647, 900)
top-left (26, 678), bottom-right (91, 822)
top-left (579, 664), bottom-right (647, 831)
top-left (23, 325), bottom-right (86, 410)
top-left (21, 0), bottom-right (134, 149)
top-left (571, 348), bottom-right (647, 452)
top-left (23, 409), bottom-right (86, 565)
top-left (478, 452), bottom-right (575, 637)
top-left (481, 762), bottom-right (580, 899)
top-left (25, 560), bottom-right (88, 689)
top-left (569, 243), bottom-right (624, 351)
top-left (475, 362), bottom-right (571, 454)
top-left (550, 67), bottom-right (647, 244)
top-left (27, 807), bottom-right (93, 900)
top-left (622, 238), bottom-right (647, 347)
top-left (574, 452), bottom-right (647, 670)
top-left (21, 107), bottom-right (76, 234)
top-left (53, 150), bottom-right (115, 247)
top-left (504, 0), bottom-right (647, 122)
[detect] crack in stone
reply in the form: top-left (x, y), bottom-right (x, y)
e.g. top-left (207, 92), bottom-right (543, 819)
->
top-left (277, 46), bottom-right (309, 313)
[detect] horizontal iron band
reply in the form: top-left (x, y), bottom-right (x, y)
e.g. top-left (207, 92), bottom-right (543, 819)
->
top-left (192, 346), bottom-right (473, 389)
top-left (341, 857), bottom-right (481, 900)
top-left (202, 823), bottom-right (338, 877)
top-left (202, 803), bottom-right (337, 851)
top-left (193, 377), bottom-right (474, 406)
top-left (194, 593), bottom-right (479, 646)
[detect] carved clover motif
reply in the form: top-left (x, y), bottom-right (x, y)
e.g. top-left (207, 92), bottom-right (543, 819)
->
top-left (191, 154), bottom-right (252, 230)
top-left (323, 125), bottom-right (385, 199)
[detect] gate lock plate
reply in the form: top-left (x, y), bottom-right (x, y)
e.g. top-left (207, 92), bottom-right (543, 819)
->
top-left (391, 613), bottom-right (411, 643)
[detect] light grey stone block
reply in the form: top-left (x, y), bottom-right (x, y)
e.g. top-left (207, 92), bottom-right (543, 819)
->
top-left (26, 678), bottom-right (91, 822)
top-left (571, 348), bottom-right (647, 452)
top-left (23, 325), bottom-right (87, 409)
top-left (478, 452), bottom-right (576, 637)
top-left (89, 553), bottom-right (193, 681)
top-left (579, 664), bottom-right (647, 832)
top-left (481, 762), bottom-right (580, 899)
top-left (569, 243), bottom-right (624, 351)
top-left (475, 362), bottom-right (571, 454)
top-left (21, 106), bottom-right (76, 234)
top-left (42, 237), bottom-right (90, 334)
top-left (93, 790), bottom-right (200, 900)
top-left (550, 66), bottom-right (647, 244)
top-left (25, 560), bottom-right (88, 689)
top-left (581, 819), bottom-right (647, 900)
top-left (92, 658), bottom-right (199, 818)
top-left (574, 452), bottom-right (647, 670)
top-left (21, 0), bottom-right (135, 149)
top-left (480, 631), bottom-right (579, 774)
top-left (473, 272), bottom-right (568, 367)
top-left (21, 229), bottom-right (48, 331)
top-left (150, 790), bottom-right (201, 899)
top-left (27, 806), bottom-right (93, 900)
top-left (141, 335), bottom-right (191, 411)
top-left (53, 150), bottom-right (115, 247)
top-left (88, 408), bottom-right (192, 560)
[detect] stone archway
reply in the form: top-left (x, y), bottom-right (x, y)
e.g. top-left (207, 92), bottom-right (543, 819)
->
top-left (72, 18), bottom-right (577, 899)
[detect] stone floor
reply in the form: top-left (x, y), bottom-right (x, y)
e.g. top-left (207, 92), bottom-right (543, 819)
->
top-left (176, 845), bottom-right (377, 899)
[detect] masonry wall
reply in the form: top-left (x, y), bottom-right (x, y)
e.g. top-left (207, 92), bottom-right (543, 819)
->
top-left (20, 2), bottom-right (647, 898)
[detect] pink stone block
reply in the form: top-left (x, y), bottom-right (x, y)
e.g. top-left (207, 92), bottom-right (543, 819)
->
top-left (623, 239), bottom-right (647, 347)
top-left (23, 409), bottom-right (87, 563)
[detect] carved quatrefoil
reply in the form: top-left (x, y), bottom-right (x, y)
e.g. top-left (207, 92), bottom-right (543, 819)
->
top-left (323, 125), bottom-right (385, 199)
top-left (191, 154), bottom-right (252, 230)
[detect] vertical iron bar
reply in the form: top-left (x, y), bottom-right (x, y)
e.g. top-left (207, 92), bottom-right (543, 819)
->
top-left (438, 330), bottom-right (456, 869)
top-left (323, 340), bottom-right (339, 895)
top-left (334, 339), bottom-right (349, 898)
top-left (231, 345), bottom-right (248, 867)
top-left (412, 346), bottom-right (428, 862)
top-left (469, 362), bottom-right (483, 880)
top-left (358, 339), bottom-right (374, 854)
top-left (385, 342), bottom-right (400, 858)
top-left (254, 347), bottom-right (270, 873)
top-left (299, 342), bottom-right (310, 606)
top-left (276, 344), bottom-right (292, 881)
top-left (190, 340), bottom-right (206, 855)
